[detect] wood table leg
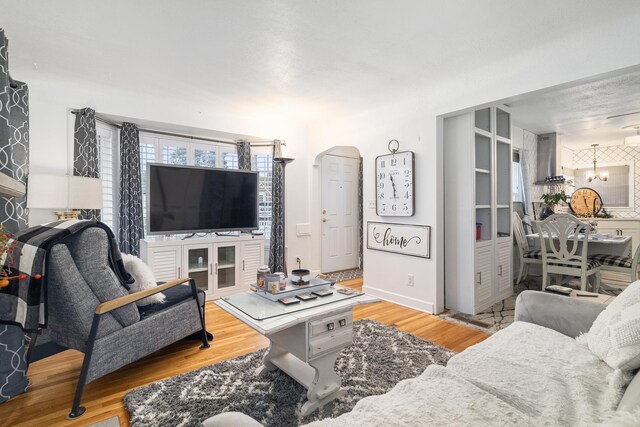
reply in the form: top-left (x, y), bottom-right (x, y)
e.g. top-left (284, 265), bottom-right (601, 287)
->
top-left (300, 350), bottom-right (344, 417)
top-left (256, 342), bottom-right (287, 376)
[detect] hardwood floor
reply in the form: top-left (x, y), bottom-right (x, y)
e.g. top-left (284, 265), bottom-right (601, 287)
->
top-left (1, 279), bottom-right (489, 427)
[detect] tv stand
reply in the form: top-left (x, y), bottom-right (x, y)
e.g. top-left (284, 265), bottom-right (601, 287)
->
top-left (141, 234), bottom-right (265, 300)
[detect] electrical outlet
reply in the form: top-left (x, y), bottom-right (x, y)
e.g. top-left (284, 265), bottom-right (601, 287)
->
top-left (407, 274), bottom-right (414, 287)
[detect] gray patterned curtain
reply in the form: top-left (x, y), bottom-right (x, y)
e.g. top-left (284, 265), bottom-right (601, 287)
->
top-left (269, 140), bottom-right (288, 274)
top-left (236, 140), bottom-right (251, 171)
top-left (0, 29), bottom-right (29, 403)
top-left (73, 107), bottom-right (100, 221)
top-left (118, 122), bottom-right (144, 256)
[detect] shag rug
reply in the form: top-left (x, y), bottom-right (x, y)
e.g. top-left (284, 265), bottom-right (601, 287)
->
top-left (124, 319), bottom-right (454, 427)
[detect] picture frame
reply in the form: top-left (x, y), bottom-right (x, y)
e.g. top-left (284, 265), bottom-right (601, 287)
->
top-left (366, 221), bottom-right (430, 259)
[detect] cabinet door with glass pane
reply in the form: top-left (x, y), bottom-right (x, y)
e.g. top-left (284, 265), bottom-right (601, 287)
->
top-left (183, 244), bottom-right (213, 297)
top-left (213, 242), bottom-right (241, 297)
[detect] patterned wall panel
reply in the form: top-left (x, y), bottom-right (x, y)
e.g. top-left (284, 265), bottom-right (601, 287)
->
top-left (572, 145), bottom-right (640, 218)
top-left (0, 29), bottom-right (29, 404)
top-left (0, 32), bottom-right (29, 234)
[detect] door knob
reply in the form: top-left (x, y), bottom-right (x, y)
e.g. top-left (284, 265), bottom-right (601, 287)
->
top-left (322, 210), bottom-right (327, 214)
top-left (322, 218), bottom-right (328, 222)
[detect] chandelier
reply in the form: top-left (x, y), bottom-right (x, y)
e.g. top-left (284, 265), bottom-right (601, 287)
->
top-left (586, 144), bottom-right (607, 182)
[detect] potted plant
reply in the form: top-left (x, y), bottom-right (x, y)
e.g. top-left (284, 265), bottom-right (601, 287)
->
top-left (540, 191), bottom-right (568, 219)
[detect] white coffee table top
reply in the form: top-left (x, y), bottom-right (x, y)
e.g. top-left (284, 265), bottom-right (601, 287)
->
top-left (216, 286), bottom-right (379, 335)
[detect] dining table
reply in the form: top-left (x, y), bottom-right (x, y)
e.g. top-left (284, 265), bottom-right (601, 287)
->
top-left (526, 232), bottom-right (632, 258)
top-left (525, 232), bottom-right (632, 284)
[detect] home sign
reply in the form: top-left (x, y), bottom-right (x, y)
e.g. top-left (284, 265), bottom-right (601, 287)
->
top-left (367, 221), bottom-right (430, 258)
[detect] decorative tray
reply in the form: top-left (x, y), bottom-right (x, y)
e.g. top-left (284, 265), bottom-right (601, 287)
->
top-left (250, 277), bottom-right (333, 301)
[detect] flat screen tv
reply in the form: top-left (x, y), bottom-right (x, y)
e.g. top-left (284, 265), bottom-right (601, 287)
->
top-left (147, 163), bottom-right (259, 235)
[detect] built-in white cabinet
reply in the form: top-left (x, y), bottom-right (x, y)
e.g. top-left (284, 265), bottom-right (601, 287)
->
top-left (145, 245), bottom-right (182, 282)
top-left (444, 105), bottom-right (513, 314)
top-left (141, 234), bottom-right (264, 300)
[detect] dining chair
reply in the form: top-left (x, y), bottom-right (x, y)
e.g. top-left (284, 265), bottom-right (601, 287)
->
top-left (512, 212), bottom-right (542, 284)
top-left (590, 243), bottom-right (640, 283)
top-left (534, 213), bottom-right (601, 292)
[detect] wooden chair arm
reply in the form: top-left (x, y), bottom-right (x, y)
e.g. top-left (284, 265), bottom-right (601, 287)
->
top-left (95, 278), bottom-right (192, 314)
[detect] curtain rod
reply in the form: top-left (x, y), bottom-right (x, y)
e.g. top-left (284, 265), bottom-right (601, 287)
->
top-left (70, 110), bottom-right (285, 147)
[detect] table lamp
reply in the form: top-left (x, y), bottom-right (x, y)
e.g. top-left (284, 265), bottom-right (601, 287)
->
top-left (27, 175), bottom-right (102, 220)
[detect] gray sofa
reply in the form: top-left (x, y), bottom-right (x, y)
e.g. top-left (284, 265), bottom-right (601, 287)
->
top-left (45, 227), bottom-right (209, 419)
top-left (204, 289), bottom-right (640, 426)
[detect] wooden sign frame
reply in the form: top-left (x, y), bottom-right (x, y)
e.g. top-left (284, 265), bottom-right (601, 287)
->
top-left (366, 221), bottom-right (430, 259)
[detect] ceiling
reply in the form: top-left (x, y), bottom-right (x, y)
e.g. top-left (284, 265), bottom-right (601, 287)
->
top-left (3, 1), bottom-right (640, 124)
top-left (509, 69), bottom-right (640, 149)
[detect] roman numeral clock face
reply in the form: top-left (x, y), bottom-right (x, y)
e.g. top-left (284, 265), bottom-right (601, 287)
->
top-left (376, 151), bottom-right (415, 216)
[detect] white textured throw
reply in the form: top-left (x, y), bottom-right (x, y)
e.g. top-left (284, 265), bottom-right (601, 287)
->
top-left (588, 281), bottom-right (640, 371)
top-left (121, 253), bottom-right (166, 306)
top-left (306, 322), bottom-right (628, 426)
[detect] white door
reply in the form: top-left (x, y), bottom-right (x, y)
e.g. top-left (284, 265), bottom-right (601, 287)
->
top-left (321, 155), bottom-right (359, 273)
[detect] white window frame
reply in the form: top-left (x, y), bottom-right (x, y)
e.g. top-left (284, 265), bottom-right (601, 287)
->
top-left (191, 142), bottom-right (220, 168)
top-left (96, 122), bottom-right (119, 233)
top-left (570, 160), bottom-right (635, 210)
top-left (158, 137), bottom-right (189, 165)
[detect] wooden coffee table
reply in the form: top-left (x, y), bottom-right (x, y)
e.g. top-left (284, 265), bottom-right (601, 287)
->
top-left (216, 284), bottom-right (378, 416)
top-left (567, 289), bottom-right (615, 305)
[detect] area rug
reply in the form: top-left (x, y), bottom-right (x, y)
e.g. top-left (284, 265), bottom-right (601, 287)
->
top-left (124, 319), bottom-right (454, 427)
top-left (321, 268), bottom-right (363, 283)
top-left (439, 275), bottom-right (626, 334)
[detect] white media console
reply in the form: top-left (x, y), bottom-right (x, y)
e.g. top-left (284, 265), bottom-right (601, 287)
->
top-left (141, 234), bottom-right (265, 300)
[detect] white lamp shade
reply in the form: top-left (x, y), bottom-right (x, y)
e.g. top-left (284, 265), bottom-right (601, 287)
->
top-left (68, 176), bottom-right (103, 209)
top-left (625, 134), bottom-right (640, 146)
top-left (27, 175), bottom-right (102, 209)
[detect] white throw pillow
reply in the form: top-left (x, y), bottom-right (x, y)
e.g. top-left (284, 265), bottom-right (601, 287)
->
top-left (587, 281), bottom-right (640, 371)
top-left (121, 253), bottom-right (166, 306)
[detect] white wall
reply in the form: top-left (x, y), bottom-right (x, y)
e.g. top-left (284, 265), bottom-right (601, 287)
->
top-left (23, 73), bottom-right (312, 271)
top-left (18, 9), bottom-right (640, 315)
top-left (307, 15), bottom-right (640, 313)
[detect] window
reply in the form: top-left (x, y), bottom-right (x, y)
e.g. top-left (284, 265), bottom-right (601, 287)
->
top-left (160, 138), bottom-right (188, 165)
top-left (96, 123), bottom-right (118, 231)
top-left (253, 150), bottom-right (273, 239)
top-left (221, 150), bottom-right (238, 169)
top-left (573, 164), bottom-right (632, 208)
top-left (512, 149), bottom-right (525, 203)
top-left (193, 143), bottom-right (217, 168)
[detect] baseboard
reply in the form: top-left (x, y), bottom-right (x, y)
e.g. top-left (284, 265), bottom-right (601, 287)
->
top-left (363, 285), bottom-right (435, 313)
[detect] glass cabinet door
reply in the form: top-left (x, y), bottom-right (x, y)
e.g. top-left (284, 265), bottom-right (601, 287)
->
top-left (184, 245), bottom-right (211, 293)
top-left (215, 244), bottom-right (238, 291)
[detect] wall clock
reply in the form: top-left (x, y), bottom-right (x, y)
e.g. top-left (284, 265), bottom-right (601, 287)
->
top-left (376, 140), bottom-right (415, 216)
top-left (569, 187), bottom-right (603, 217)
